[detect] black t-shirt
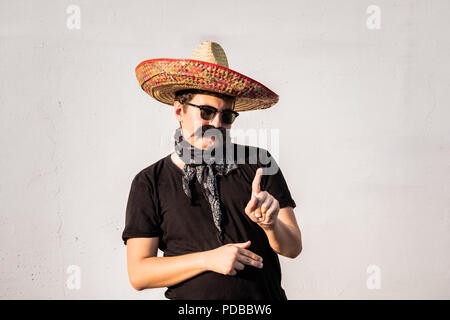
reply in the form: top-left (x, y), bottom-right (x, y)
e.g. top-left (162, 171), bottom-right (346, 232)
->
top-left (122, 143), bottom-right (297, 300)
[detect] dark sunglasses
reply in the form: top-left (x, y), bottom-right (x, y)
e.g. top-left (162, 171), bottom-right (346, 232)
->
top-left (184, 102), bottom-right (239, 125)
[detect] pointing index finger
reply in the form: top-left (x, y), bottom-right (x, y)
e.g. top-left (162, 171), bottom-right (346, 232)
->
top-left (252, 168), bottom-right (263, 195)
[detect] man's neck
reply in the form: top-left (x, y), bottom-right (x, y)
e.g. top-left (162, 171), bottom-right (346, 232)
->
top-left (171, 152), bottom-right (185, 170)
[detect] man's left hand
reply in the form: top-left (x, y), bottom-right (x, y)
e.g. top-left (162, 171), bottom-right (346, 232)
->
top-left (244, 168), bottom-right (280, 230)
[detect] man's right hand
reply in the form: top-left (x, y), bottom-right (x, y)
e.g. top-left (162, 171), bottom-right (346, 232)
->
top-left (203, 240), bottom-right (264, 276)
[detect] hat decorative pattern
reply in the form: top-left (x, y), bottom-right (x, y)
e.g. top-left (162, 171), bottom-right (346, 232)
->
top-left (135, 41), bottom-right (279, 112)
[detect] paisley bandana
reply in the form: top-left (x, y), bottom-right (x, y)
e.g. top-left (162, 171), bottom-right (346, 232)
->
top-left (173, 126), bottom-right (238, 244)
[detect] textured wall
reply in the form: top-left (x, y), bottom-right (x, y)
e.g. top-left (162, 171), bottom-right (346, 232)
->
top-left (0, 0), bottom-right (449, 299)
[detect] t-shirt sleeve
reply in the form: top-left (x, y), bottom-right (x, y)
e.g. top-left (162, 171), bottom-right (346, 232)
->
top-left (259, 149), bottom-right (297, 209)
top-left (122, 171), bottom-right (162, 245)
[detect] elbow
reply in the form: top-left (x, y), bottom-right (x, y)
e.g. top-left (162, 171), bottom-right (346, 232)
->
top-left (288, 242), bottom-right (302, 259)
top-left (127, 265), bottom-right (143, 291)
top-left (129, 272), bottom-right (158, 291)
top-left (128, 259), bottom-right (152, 291)
top-left (293, 244), bottom-right (302, 258)
top-left (128, 267), bottom-right (150, 291)
top-left (129, 276), bottom-right (144, 291)
top-left (128, 260), bottom-right (159, 291)
top-left (291, 233), bottom-right (303, 258)
top-left (132, 283), bottom-right (144, 292)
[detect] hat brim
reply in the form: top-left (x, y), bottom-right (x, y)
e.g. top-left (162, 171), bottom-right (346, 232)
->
top-left (135, 58), bottom-right (279, 112)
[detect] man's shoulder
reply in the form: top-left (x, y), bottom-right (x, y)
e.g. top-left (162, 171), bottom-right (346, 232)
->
top-left (131, 154), bottom-right (171, 185)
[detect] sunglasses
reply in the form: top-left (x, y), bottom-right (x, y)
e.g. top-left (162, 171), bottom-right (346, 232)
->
top-left (184, 102), bottom-right (239, 125)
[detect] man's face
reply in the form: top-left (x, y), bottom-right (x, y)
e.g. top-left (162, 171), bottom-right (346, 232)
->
top-left (174, 94), bottom-right (234, 150)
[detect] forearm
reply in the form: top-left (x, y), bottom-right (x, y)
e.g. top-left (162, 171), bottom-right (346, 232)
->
top-left (130, 251), bottom-right (208, 290)
top-left (262, 218), bottom-right (302, 258)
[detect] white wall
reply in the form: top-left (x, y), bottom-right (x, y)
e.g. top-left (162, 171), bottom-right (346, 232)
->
top-left (0, 0), bottom-right (449, 299)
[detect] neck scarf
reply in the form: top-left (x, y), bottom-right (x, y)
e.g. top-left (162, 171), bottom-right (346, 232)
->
top-left (173, 126), bottom-right (237, 244)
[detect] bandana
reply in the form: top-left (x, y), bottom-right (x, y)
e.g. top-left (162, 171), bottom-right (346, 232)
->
top-left (173, 126), bottom-right (238, 244)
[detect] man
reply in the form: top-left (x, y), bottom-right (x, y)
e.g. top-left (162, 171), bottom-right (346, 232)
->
top-left (122, 41), bottom-right (302, 299)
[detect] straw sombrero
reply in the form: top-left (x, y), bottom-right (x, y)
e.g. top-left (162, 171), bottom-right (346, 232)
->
top-left (135, 41), bottom-right (279, 112)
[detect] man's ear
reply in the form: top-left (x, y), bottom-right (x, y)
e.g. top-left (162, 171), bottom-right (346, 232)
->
top-left (174, 101), bottom-right (184, 122)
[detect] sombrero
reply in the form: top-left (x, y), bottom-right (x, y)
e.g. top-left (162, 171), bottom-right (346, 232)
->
top-left (135, 41), bottom-right (279, 112)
